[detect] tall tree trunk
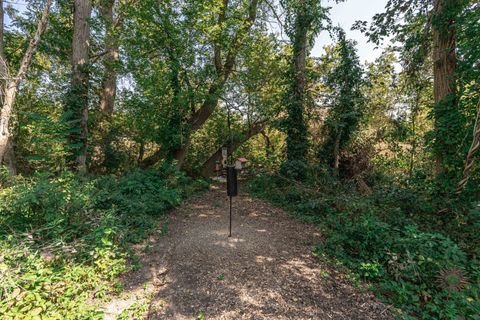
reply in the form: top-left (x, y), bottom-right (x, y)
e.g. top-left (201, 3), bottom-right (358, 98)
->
top-left (200, 122), bottom-right (265, 177)
top-left (4, 138), bottom-right (16, 175)
top-left (432, 0), bottom-right (459, 175)
top-left (283, 0), bottom-right (311, 179)
top-left (0, 0), bottom-right (5, 76)
top-left (0, 0), bottom-right (13, 174)
top-left (0, 0), bottom-right (53, 171)
top-left (99, 0), bottom-right (118, 117)
top-left (68, 0), bottom-right (92, 173)
top-left (96, 0), bottom-right (120, 169)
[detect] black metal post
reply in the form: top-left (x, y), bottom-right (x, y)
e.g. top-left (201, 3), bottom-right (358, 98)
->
top-left (229, 196), bottom-right (232, 237)
top-left (226, 104), bottom-right (235, 238)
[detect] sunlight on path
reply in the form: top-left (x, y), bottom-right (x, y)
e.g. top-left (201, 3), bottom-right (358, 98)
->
top-left (100, 184), bottom-right (390, 319)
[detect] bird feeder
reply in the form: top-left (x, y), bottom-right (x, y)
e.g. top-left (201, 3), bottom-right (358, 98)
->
top-left (227, 166), bottom-right (238, 197)
top-left (235, 157), bottom-right (248, 170)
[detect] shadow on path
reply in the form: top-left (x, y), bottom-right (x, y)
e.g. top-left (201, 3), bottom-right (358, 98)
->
top-left (102, 184), bottom-right (391, 319)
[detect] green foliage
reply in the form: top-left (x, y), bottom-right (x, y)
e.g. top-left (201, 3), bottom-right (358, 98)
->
top-left (317, 28), bottom-right (365, 169)
top-left (117, 302), bottom-right (149, 320)
top-left (0, 166), bottom-right (207, 318)
top-left (280, 0), bottom-right (327, 44)
top-left (185, 29), bottom-right (285, 174)
top-left (248, 174), bottom-right (480, 319)
top-left (356, 0), bottom-right (479, 192)
top-left (280, 0), bottom-right (328, 179)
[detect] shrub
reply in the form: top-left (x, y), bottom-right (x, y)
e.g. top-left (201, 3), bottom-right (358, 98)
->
top-left (0, 167), bottom-right (207, 318)
top-left (248, 174), bottom-right (480, 319)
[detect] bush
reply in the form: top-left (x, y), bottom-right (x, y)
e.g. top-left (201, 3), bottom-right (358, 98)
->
top-left (247, 174), bottom-right (480, 319)
top-left (0, 167), bottom-right (207, 319)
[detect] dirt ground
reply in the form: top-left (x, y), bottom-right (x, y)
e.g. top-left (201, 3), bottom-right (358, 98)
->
top-left (101, 184), bottom-right (392, 319)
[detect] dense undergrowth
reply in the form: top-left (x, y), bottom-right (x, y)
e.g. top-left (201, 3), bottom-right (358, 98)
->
top-left (247, 173), bottom-right (480, 320)
top-left (0, 165), bottom-right (208, 319)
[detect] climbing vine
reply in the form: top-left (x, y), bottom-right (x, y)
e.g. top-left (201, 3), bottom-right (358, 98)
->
top-left (280, 0), bottom-right (326, 179)
top-left (318, 28), bottom-right (365, 172)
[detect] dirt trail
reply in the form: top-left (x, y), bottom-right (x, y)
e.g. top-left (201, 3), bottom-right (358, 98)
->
top-left (102, 184), bottom-right (391, 319)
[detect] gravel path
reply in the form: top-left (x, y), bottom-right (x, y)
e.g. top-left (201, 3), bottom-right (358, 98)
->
top-left (103, 184), bottom-right (391, 319)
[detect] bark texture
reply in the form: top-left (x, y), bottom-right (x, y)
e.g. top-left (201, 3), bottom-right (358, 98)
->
top-left (0, 0), bottom-right (53, 172)
top-left (99, 0), bottom-right (119, 117)
top-left (95, 0), bottom-right (120, 169)
top-left (432, 0), bottom-right (458, 175)
top-left (0, 0), bottom-right (12, 174)
top-left (68, 0), bottom-right (92, 173)
top-left (0, 0), bottom-right (5, 76)
top-left (4, 138), bottom-right (15, 175)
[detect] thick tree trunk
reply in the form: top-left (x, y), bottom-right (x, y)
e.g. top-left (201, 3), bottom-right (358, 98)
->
top-left (0, 84), bottom-right (15, 166)
top-left (284, 0), bottom-right (309, 167)
top-left (200, 122), bottom-right (265, 177)
top-left (170, 83), bottom-right (222, 168)
top-left (4, 137), bottom-right (16, 175)
top-left (0, 0), bottom-right (8, 172)
top-left (99, 0), bottom-right (118, 117)
top-left (0, 0), bottom-right (52, 171)
top-left (172, 140), bottom-right (191, 169)
top-left (432, 0), bottom-right (458, 175)
top-left (69, 0), bottom-right (92, 173)
top-left (94, 0), bottom-right (120, 169)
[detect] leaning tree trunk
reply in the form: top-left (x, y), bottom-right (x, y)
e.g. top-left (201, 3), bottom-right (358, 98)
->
top-left (432, 0), bottom-right (459, 175)
top-left (200, 122), bottom-right (265, 177)
top-left (68, 0), bottom-right (92, 173)
top-left (168, 0), bottom-right (260, 169)
top-left (0, 0), bottom-right (53, 172)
